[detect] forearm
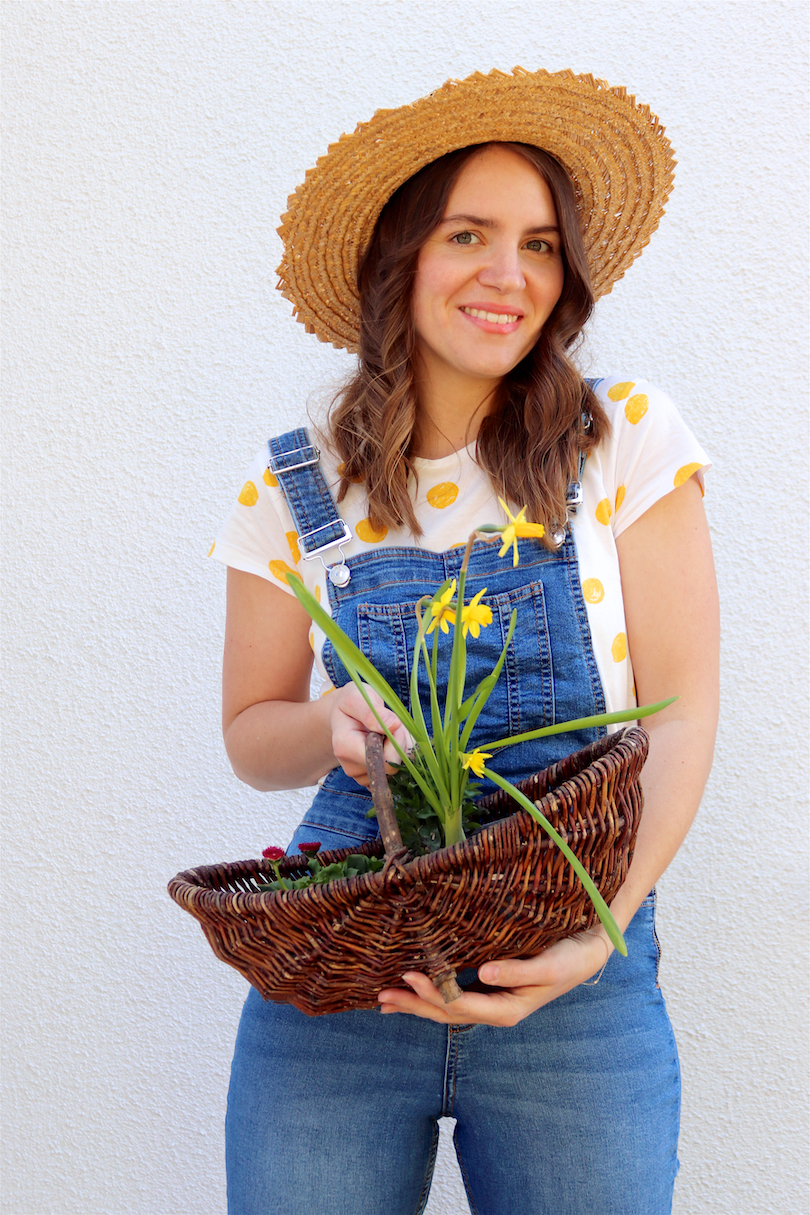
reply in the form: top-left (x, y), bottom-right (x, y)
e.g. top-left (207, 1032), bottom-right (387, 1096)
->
top-left (224, 696), bottom-right (336, 792)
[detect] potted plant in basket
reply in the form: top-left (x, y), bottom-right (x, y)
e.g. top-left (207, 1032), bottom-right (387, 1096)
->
top-left (281, 504), bottom-right (672, 959)
top-left (169, 505), bottom-right (670, 1015)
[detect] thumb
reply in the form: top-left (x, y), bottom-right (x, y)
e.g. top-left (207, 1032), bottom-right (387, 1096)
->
top-left (478, 957), bottom-right (546, 987)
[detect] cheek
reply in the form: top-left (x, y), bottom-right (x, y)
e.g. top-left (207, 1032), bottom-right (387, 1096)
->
top-left (411, 263), bottom-right (453, 338)
top-left (533, 272), bottom-right (564, 330)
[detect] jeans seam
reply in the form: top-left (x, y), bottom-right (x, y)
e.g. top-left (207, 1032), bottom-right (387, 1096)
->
top-left (413, 1120), bottom-right (440, 1215)
top-left (441, 1026), bottom-right (458, 1118)
top-left (651, 887), bottom-right (662, 987)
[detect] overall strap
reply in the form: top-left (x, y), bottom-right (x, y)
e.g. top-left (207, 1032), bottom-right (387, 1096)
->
top-left (566, 377), bottom-right (600, 518)
top-left (267, 429), bottom-right (352, 572)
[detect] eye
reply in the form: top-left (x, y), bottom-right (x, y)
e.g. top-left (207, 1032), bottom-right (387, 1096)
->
top-left (525, 238), bottom-right (552, 253)
top-left (450, 231), bottom-right (480, 246)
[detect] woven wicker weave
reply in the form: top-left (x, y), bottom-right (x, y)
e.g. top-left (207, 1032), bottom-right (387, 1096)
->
top-left (168, 727), bottom-right (646, 1016)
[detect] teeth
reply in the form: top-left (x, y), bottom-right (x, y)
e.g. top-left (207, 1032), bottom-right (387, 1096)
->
top-left (462, 307), bottom-right (519, 324)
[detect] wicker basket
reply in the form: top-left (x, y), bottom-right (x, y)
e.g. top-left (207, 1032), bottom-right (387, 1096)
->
top-left (168, 727), bottom-right (647, 1016)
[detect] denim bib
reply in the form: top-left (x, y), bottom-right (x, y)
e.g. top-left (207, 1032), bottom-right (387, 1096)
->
top-left (268, 430), bottom-right (607, 855)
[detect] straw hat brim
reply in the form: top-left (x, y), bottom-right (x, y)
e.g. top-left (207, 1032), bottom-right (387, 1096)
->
top-left (277, 67), bottom-right (676, 353)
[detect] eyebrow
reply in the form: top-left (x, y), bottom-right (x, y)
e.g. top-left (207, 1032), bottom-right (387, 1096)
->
top-left (440, 213), bottom-right (559, 235)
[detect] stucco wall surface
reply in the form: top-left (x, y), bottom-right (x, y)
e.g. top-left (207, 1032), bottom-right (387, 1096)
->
top-left (3, 2), bottom-right (808, 1213)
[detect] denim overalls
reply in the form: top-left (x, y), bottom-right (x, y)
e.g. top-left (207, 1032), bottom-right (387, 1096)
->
top-left (226, 432), bottom-right (681, 1215)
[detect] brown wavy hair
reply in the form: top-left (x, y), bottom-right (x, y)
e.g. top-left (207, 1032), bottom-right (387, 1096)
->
top-left (326, 142), bottom-right (609, 546)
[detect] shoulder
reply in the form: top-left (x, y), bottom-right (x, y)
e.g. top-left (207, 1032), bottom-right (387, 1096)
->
top-left (590, 374), bottom-right (680, 430)
top-left (591, 373), bottom-right (708, 467)
top-left (584, 374), bottom-right (711, 536)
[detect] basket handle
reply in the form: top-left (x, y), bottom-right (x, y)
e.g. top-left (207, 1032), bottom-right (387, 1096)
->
top-left (364, 732), bottom-right (463, 1005)
top-left (365, 731), bottom-right (404, 857)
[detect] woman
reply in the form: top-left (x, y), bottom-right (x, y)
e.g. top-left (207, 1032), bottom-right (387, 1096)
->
top-left (213, 69), bottom-right (719, 1215)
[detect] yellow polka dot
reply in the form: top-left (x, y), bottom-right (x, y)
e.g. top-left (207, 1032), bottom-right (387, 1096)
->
top-left (607, 381), bottom-right (635, 401)
top-left (595, 498), bottom-right (612, 525)
top-left (673, 462), bottom-right (703, 488)
top-left (238, 481), bottom-right (259, 506)
top-left (315, 584), bottom-right (321, 603)
top-left (449, 541), bottom-right (467, 549)
top-left (336, 462), bottom-right (363, 485)
top-left (286, 531), bottom-right (301, 564)
top-left (624, 394), bottom-right (648, 424)
top-left (268, 559), bottom-right (296, 585)
top-left (615, 485), bottom-right (626, 512)
top-left (611, 633), bottom-right (628, 662)
top-left (320, 684), bottom-right (334, 697)
top-left (208, 542), bottom-right (215, 556)
top-left (582, 578), bottom-right (605, 604)
top-left (426, 482), bottom-right (459, 509)
top-left (263, 468), bottom-right (278, 488)
top-left (308, 630), bottom-right (315, 652)
top-left (356, 518), bottom-right (388, 544)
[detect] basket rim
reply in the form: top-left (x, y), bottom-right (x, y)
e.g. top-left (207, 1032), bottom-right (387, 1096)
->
top-left (168, 726), bottom-right (648, 912)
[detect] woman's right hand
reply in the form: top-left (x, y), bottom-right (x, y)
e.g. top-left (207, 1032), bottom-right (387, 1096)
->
top-left (223, 567), bottom-right (410, 792)
top-left (328, 683), bottom-right (411, 787)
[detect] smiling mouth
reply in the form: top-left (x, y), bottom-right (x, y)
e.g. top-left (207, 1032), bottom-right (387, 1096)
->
top-left (460, 306), bottom-right (521, 324)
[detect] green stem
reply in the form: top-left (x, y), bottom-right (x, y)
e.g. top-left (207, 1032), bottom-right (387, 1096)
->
top-left (442, 810), bottom-right (467, 847)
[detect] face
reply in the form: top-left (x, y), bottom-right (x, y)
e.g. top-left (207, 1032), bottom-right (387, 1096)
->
top-left (411, 145), bottom-right (565, 394)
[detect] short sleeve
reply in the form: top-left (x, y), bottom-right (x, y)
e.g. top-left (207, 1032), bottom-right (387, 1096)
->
top-left (209, 448), bottom-right (303, 596)
top-left (594, 376), bottom-right (712, 538)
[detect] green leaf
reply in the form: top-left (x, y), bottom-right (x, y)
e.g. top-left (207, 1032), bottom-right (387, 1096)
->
top-left (288, 574), bottom-right (450, 820)
top-left (482, 698), bottom-right (677, 751)
top-left (287, 575), bottom-right (418, 734)
top-left (481, 766), bottom-right (627, 955)
top-left (313, 862), bottom-right (347, 884)
top-left (460, 609), bottom-right (517, 751)
top-left (411, 610), bottom-right (451, 804)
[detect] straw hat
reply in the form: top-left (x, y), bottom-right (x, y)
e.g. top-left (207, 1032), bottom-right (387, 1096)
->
top-left (277, 67), bottom-right (675, 352)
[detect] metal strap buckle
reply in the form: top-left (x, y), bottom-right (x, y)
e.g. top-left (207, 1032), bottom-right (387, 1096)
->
top-left (300, 519), bottom-right (353, 560)
top-left (566, 480), bottom-right (583, 514)
top-left (266, 444), bottom-right (320, 476)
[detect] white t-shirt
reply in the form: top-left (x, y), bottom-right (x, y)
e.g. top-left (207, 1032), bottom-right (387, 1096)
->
top-left (211, 375), bottom-right (710, 718)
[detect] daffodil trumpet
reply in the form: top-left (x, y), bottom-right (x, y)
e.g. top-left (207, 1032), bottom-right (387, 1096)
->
top-left (288, 504), bottom-right (674, 948)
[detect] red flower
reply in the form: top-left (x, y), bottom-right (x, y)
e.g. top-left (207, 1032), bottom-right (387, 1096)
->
top-left (262, 846), bottom-right (285, 861)
top-left (298, 841), bottom-right (321, 856)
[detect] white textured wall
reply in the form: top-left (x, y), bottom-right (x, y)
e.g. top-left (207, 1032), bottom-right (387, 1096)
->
top-left (3, 2), bottom-right (808, 1212)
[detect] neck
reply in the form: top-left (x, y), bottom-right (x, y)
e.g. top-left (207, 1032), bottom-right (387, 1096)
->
top-left (412, 362), bottom-right (501, 460)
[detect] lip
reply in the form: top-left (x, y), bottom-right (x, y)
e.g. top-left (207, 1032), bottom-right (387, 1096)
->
top-left (458, 303), bottom-right (524, 334)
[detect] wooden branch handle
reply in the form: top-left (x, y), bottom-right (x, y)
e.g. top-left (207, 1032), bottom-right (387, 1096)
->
top-left (365, 733), bottom-right (463, 1003)
top-left (365, 732), bottom-right (404, 858)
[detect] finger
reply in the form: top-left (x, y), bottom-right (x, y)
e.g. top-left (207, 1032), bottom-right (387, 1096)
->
top-left (478, 957), bottom-right (554, 988)
top-left (377, 977), bottom-right (473, 1024)
top-left (382, 738), bottom-right (406, 766)
top-left (478, 934), bottom-right (610, 991)
top-left (380, 973), bottom-right (535, 1027)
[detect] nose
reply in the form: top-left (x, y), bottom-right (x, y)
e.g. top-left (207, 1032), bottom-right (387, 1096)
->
top-left (477, 242), bottom-right (526, 294)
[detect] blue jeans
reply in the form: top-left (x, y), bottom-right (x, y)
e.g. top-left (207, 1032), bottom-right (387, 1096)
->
top-left (226, 893), bottom-right (680, 1214)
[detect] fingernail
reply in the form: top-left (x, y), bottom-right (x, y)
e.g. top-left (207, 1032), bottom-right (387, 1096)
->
top-left (480, 964), bottom-right (499, 982)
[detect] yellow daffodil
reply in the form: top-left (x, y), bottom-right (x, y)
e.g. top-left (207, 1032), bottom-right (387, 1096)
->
top-left (497, 498), bottom-right (546, 568)
top-left (460, 749), bottom-right (493, 779)
top-left (460, 588), bottom-right (493, 639)
top-left (426, 579), bottom-right (457, 634)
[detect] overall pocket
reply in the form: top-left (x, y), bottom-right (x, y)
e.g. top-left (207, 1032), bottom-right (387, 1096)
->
top-left (326, 581), bottom-right (556, 756)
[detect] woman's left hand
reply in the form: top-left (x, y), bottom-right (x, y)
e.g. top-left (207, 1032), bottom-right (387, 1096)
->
top-left (377, 930), bottom-right (612, 1026)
